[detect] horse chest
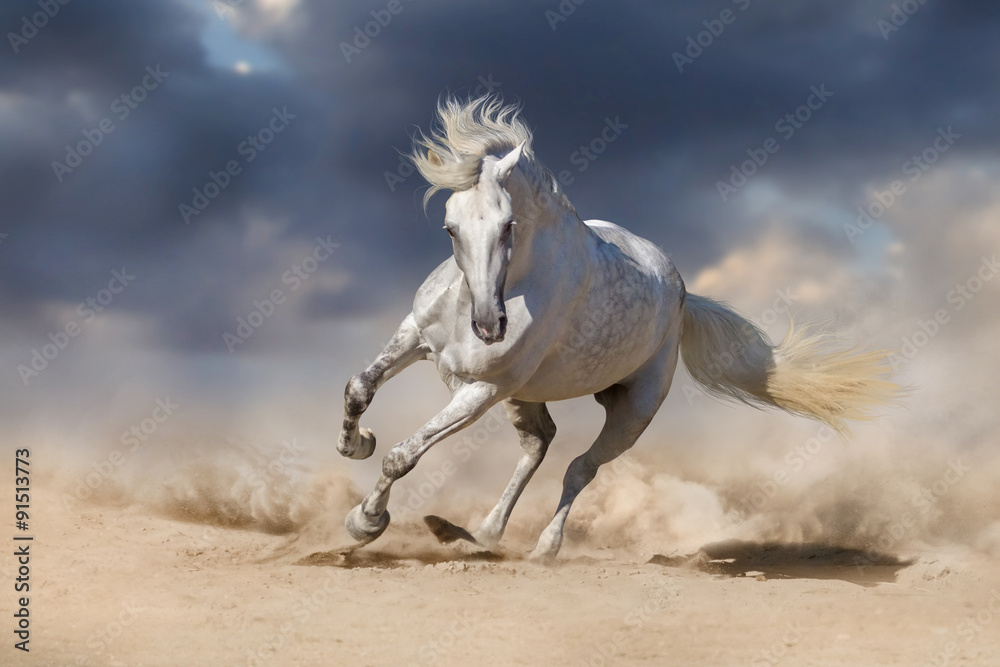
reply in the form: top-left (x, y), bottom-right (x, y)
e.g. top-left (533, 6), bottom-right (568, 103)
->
top-left (416, 285), bottom-right (535, 383)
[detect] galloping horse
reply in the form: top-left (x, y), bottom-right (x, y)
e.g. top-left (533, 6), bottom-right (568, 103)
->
top-left (337, 96), bottom-right (897, 560)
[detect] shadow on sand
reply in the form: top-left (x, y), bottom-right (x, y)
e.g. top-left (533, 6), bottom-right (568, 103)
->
top-left (288, 535), bottom-right (912, 586)
top-left (650, 539), bottom-right (914, 587)
top-left (294, 545), bottom-right (505, 569)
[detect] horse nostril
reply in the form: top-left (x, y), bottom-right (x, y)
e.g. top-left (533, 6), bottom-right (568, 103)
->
top-left (471, 321), bottom-right (482, 339)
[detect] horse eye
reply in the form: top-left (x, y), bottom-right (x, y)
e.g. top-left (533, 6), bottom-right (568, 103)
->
top-left (444, 226), bottom-right (455, 238)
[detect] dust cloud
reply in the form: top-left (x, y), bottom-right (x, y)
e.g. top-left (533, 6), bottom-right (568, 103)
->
top-left (20, 162), bottom-right (1000, 563)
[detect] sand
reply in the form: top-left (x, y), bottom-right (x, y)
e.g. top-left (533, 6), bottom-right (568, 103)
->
top-left (9, 479), bottom-right (1000, 667)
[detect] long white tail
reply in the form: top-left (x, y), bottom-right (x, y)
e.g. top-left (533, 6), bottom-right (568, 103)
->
top-left (680, 293), bottom-right (899, 435)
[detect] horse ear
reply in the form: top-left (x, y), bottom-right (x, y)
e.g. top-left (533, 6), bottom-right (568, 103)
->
top-left (427, 150), bottom-right (443, 166)
top-left (495, 141), bottom-right (524, 181)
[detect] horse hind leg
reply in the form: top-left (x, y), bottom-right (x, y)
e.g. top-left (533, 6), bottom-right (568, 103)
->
top-left (530, 329), bottom-right (681, 561)
top-left (424, 399), bottom-right (555, 549)
top-left (339, 313), bottom-right (427, 460)
top-left (474, 400), bottom-right (555, 547)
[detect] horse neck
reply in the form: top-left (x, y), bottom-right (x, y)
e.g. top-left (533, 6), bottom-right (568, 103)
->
top-left (506, 174), bottom-right (590, 286)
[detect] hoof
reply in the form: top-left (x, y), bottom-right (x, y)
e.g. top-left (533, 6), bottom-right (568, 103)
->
top-left (424, 515), bottom-right (481, 547)
top-left (527, 547), bottom-right (558, 563)
top-left (528, 529), bottom-right (562, 562)
top-left (338, 427), bottom-right (376, 460)
top-left (471, 529), bottom-right (501, 551)
top-left (345, 505), bottom-right (389, 543)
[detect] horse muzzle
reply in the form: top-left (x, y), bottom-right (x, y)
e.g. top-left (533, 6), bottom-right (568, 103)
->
top-left (471, 312), bottom-right (507, 344)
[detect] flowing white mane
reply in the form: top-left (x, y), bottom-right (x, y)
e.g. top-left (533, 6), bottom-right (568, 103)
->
top-left (410, 95), bottom-right (575, 214)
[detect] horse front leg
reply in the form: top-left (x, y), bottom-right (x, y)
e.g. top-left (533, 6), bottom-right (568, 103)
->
top-left (345, 381), bottom-right (503, 542)
top-left (473, 400), bottom-right (555, 548)
top-left (338, 313), bottom-right (427, 460)
top-left (423, 400), bottom-right (555, 549)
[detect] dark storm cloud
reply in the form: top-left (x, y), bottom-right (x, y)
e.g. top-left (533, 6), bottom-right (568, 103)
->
top-left (0, 0), bottom-right (336, 346)
top-left (244, 0), bottom-right (999, 266)
top-left (1, 0), bottom-right (997, 353)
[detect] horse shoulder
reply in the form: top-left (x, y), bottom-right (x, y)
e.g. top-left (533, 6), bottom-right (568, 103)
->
top-left (412, 258), bottom-right (463, 329)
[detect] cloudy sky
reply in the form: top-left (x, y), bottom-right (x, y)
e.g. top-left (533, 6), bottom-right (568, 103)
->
top-left (2, 1), bottom-right (998, 549)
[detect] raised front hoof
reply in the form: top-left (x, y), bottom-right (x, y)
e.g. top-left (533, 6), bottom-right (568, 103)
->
top-left (424, 515), bottom-right (482, 547)
top-left (337, 427), bottom-right (376, 460)
top-left (345, 505), bottom-right (389, 543)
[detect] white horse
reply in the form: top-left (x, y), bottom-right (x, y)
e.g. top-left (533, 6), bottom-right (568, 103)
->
top-left (338, 96), bottom-right (897, 560)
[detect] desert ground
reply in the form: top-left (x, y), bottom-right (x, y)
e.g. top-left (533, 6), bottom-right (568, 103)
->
top-left (9, 472), bottom-right (1000, 667)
